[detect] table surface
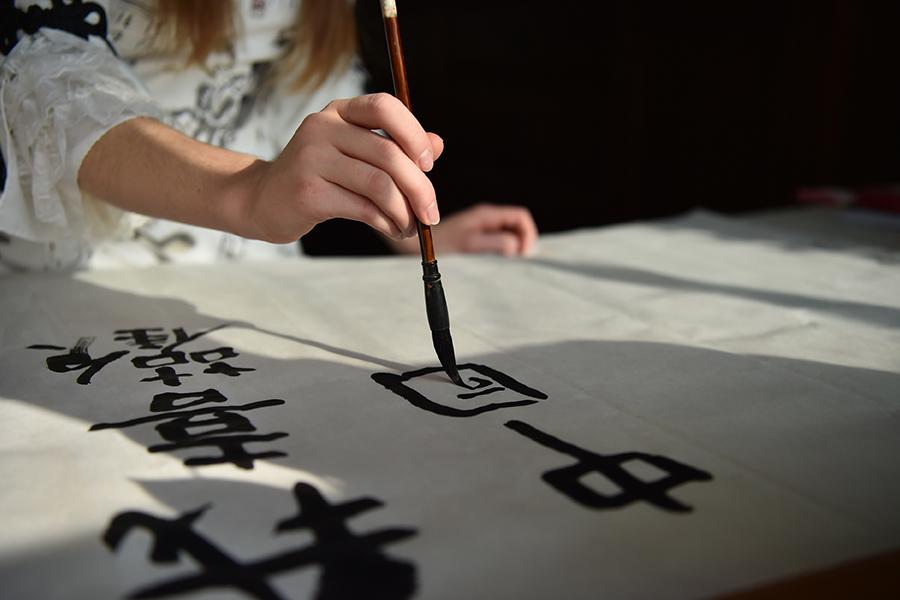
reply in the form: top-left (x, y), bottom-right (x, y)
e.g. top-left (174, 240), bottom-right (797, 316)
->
top-left (1, 206), bottom-right (898, 600)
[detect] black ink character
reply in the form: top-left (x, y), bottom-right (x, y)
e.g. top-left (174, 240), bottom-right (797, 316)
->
top-left (114, 328), bottom-right (168, 350)
top-left (102, 482), bottom-right (417, 599)
top-left (371, 363), bottom-right (548, 417)
top-left (141, 366), bottom-right (193, 386)
top-left (29, 338), bottom-right (129, 385)
top-left (91, 389), bottom-right (287, 469)
top-left (190, 347), bottom-right (256, 377)
top-left (131, 326), bottom-right (254, 385)
top-left (130, 325), bottom-right (225, 369)
top-left (131, 348), bottom-right (189, 370)
top-left (505, 420), bottom-right (713, 512)
top-left (276, 482), bottom-right (417, 599)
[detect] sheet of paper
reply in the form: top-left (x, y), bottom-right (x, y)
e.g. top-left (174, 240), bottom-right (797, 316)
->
top-left (1, 209), bottom-right (898, 599)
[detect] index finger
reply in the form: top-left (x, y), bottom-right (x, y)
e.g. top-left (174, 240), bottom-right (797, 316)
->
top-left (330, 93), bottom-right (435, 172)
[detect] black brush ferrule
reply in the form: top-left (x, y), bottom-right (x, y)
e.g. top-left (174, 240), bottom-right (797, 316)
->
top-left (422, 260), bottom-right (450, 332)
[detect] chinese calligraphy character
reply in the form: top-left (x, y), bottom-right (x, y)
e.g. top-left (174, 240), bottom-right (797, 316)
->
top-left (505, 420), bottom-right (713, 512)
top-left (114, 328), bottom-right (168, 350)
top-left (91, 389), bottom-right (287, 469)
top-left (28, 338), bottom-right (129, 385)
top-left (103, 482), bottom-right (418, 599)
top-left (130, 326), bottom-right (254, 385)
top-left (190, 347), bottom-right (256, 377)
top-left (372, 363), bottom-right (548, 417)
top-left (141, 366), bottom-right (194, 386)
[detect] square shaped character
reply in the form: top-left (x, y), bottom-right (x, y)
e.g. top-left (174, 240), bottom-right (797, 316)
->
top-left (372, 363), bottom-right (548, 417)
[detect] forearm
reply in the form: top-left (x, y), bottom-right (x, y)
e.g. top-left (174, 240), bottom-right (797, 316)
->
top-left (77, 117), bottom-right (266, 239)
top-left (78, 95), bottom-right (447, 246)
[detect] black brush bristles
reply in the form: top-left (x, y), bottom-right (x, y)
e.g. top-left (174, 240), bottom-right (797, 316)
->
top-left (422, 260), bottom-right (463, 386)
top-left (432, 329), bottom-right (464, 386)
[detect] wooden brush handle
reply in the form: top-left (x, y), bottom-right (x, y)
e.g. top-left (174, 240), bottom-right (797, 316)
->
top-left (380, 0), bottom-right (436, 263)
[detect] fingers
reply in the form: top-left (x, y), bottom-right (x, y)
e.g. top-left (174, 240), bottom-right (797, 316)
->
top-left (469, 204), bottom-right (539, 255)
top-left (431, 203), bottom-right (539, 256)
top-left (317, 147), bottom-right (418, 236)
top-left (330, 123), bottom-right (439, 227)
top-left (463, 231), bottom-right (521, 256)
top-left (264, 93), bottom-right (445, 242)
top-left (329, 93), bottom-right (435, 171)
top-left (427, 132), bottom-right (445, 161)
top-left (321, 94), bottom-right (442, 226)
top-left (317, 179), bottom-right (404, 240)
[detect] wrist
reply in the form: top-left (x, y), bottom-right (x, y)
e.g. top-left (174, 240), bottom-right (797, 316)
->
top-left (220, 158), bottom-right (270, 240)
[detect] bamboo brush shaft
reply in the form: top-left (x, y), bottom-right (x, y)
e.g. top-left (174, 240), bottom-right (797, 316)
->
top-left (381, 0), bottom-right (436, 264)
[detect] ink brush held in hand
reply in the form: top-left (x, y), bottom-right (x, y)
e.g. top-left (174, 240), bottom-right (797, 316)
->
top-left (380, 0), bottom-right (464, 387)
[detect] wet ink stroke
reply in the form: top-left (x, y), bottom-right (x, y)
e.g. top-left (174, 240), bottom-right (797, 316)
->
top-left (90, 389), bottom-right (288, 470)
top-left (29, 326), bottom-right (256, 387)
top-left (31, 324), bottom-right (287, 469)
top-left (103, 482), bottom-right (418, 600)
top-left (505, 420), bottom-right (713, 512)
top-left (29, 337), bottom-right (129, 385)
top-left (371, 363), bottom-right (548, 417)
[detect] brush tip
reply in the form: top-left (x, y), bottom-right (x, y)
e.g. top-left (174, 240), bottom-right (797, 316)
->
top-left (431, 329), bottom-right (464, 386)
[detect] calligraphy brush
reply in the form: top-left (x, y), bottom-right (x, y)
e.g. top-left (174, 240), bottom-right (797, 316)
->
top-left (380, 0), bottom-right (464, 386)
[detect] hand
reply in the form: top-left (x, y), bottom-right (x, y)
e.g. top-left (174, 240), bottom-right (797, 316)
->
top-left (243, 93), bottom-right (444, 243)
top-left (78, 97), bottom-right (442, 244)
top-left (387, 203), bottom-right (538, 256)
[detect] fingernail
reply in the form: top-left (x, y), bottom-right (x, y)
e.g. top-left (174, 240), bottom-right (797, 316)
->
top-left (426, 202), bottom-right (440, 225)
top-left (387, 224), bottom-right (403, 241)
top-left (418, 148), bottom-right (434, 172)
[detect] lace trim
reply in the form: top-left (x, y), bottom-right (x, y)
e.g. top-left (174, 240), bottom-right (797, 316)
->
top-left (0, 28), bottom-right (160, 244)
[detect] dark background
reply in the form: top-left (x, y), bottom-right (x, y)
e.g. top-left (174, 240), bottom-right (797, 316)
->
top-left (301, 0), bottom-right (900, 255)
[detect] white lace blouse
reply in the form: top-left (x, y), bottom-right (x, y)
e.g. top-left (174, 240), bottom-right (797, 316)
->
top-left (0, 0), bottom-right (364, 271)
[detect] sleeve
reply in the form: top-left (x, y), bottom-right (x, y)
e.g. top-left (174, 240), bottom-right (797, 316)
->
top-left (0, 27), bottom-right (162, 245)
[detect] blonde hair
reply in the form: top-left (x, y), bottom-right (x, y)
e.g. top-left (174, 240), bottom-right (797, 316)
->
top-left (155, 0), bottom-right (356, 91)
